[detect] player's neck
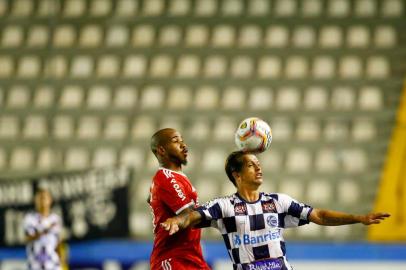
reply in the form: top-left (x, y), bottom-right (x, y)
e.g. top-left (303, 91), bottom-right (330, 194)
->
top-left (160, 162), bottom-right (182, 173)
top-left (237, 188), bottom-right (260, 203)
top-left (37, 209), bottom-right (50, 217)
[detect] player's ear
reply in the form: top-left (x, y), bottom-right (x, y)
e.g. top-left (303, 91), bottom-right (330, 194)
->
top-left (232, 171), bottom-right (240, 183)
top-left (156, 145), bottom-right (166, 156)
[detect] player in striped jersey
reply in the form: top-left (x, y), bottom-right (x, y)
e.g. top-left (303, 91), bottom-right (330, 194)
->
top-left (23, 188), bottom-right (62, 270)
top-left (161, 151), bottom-right (390, 270)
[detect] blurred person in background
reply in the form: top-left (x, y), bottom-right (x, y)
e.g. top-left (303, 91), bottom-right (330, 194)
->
top-left (149, 128), bottom-right (211, 270)
top-left (23, 188), bottom-right (66, 270)
top-left (161, 151), bottom-right (390, 270)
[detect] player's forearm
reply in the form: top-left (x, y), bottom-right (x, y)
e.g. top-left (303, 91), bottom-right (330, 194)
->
top-left (177, 210), bottom-right (202, 229)
top-left (310, 209), bottom-right (362, 226)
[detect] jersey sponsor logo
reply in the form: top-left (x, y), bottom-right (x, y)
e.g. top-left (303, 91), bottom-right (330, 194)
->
top-left (170, 179), bottom-right (186, 201)
top-left (261, 200), bottom-right (277, 213)
top-left (266, 215), bottom-right (278, 227)
top-left (242, 258), bottom-right (284, 270)
top-left (234, 202), bottom-right (247, 215)
top-left (233, 229), bottom-right (281, 246)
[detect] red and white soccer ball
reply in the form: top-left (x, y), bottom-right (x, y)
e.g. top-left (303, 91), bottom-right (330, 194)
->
top-left (234, 117), bottom-right (272, 153)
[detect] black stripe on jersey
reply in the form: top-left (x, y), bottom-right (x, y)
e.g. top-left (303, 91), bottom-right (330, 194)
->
top-left (253, 244), bottom-right (270, 260)
top-left (223, 216), bottom-right (237, 233)
top-left (222, 234), bottom-right (231, 250)
top-left (287, 201), bottom-right (304, 218)
top-left (278, 213), bottom-right (286, 228)
top-left (249, 214), bottom-right (265, 231)
top-left (208, 203), bottom-right (223, 219)
top-left (231, 248), bottom-right (240, 264)
top-left (280, 241), bottom-right (286, 255)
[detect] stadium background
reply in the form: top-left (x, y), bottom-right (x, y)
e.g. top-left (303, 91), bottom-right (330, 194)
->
top-left (0, 0), bottom-right (406, 269)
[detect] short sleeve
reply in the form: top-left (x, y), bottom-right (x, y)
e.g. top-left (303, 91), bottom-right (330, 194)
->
top-left (157, 174), bottom-right (195, 215)
top-left (277, 193), bottom-right (313, 228)
top-left (49, 215), bottom-right (62, 236)
top-left (23, 214), bottom-right (36, 236)
top-left (196, 198), bottom-right (226, 222)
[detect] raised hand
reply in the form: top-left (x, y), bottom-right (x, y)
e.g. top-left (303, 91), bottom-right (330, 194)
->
top-left (360, 212), bottom-right (391, 225)
top-left (161, 217), bottom-right (181, 235)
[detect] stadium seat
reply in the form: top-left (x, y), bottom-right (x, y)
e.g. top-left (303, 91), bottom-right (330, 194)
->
top-left (0, 1), bottom-right (6, 17)
top-left (7, 85), bottom-right (30, 108)
top-left (265, 26), bottom-right (289, 47)
top-left (113, 86), bottom-right (138, 108)
top-left (167, 86), bottom-right (192, 109)
top-left (150, 54), bottom-right (173, 77)
top-left (213, 117), bottom-right (236, 141)
top-left (292, 26), bottom-right (315, 48)
top-left (260, 149), bottom-right (283, 172)
top-left (296, 118), bottom-right (320, 141)
top-left (168, 0), bottom-right (190, 16)
top-left (366, 56), bottom-right (389, 78)
top-left (203, 55), bottom-right (227, 77)
top-left (122, 55), bottom-right (147, 77)
top-left (96, 56), bottom-right (120, 78)
top-left (307, 179), bottom-right (332, 204)
top-left (338, 179), bottom-right (360, 204)
top-left (115, 0), bottom-right (138, 17)
top-left (319, 26), bottom-right (343, 48)
top-left (53, 25), bottom-right (76, 47)
top-left (159, 25), bottom-right (182, 47)
top-left (202, 148), bottom-right (226, 172)
top-left (37, 147), bottom-right (55, 170)
top-left (87, 86), bottom-right (111, 109)
top-left (0, 56), bottom-right (14, 78)
top-left (257, 57), bottom-right (282, 78)
top-left (158, 116), bottom-right (183, 132)
top-left (65, 147), bottom-right (90, 169)
top-left (271, 118), bottom-right (293, 141)
top-left (17, 56), bottom-right (41, 78)
top-left (249, 87), bottom-right (273, 109)
top-left (303, 86), bottom-right (328, 110)
top-left (194, 86), bottom-right (219, 109)
top-left (355, 0), bottom-right (376, 17)
top-left (140, 86), bottom-right (165, 109)
top-left (341, 148), bottom-right (368, 172)
top-left (312, 56), bottom-right (335, 79)
top-left (1, 25), bottom-right (23, 47)
top-left (275, 0), bottom-right (297, 17)
top-left (176, 55), bottom-right (200, 78)
top-left (286, 148), bottom-right (312, 173)
top-left (230, 56), bottom-right (254, 78)
top-left (359, 86), bottom-right (383, 110)
top-left (279, 178), bottom-right (304, 201)
top-left (77, 116), bottom-right (101, 139)
top-left (248, 0), bottom-right (269, 16)
top-left (10, 147), bottom-right (34, 170)
top-left (239, 25), bottom-right (262, 47)
top-left (106, 25), bottom-right (129, 47)
top-left (195, 178), bottom-right (219, 202)
top-left (185, 25), bottom-right (209, 47)
top-left (302, 0), bottom-right (322, 17)
top-left (186, 118), bottom-right (211, 141)
top-left (132, 25), bottom-right (155, 47)
top-left (23, 116), bottom-right (47, 138)
top-left (328, 0), bottom-right (350, 17)
top-left (382, 0), bottom-right (403, 17)
top-left (352, 118), bottom-right (376, 141)
top-left (89, 0), bottom-right (111, 17)
top-left (79, 25), bottom-right (103, 47)
top-left (104, 117), bottom-right (128, 139)
top-left (119, 147), bottom-right (145, 169)
top-left (331, 87), bottom-right (356, 110)
top-left (143, 0), bottom-right (165, 16)
top-left (212, 25), bottom-right (235, 47)
top-left (131, 116), bottom-right (157, 139)
top-left (53, 116), bottom-right (74, 139)
top-left (45, 56), bottom-right (68, 78)
top-left (70, 56), bottom-right (94, 78)
top-left (60, 85), bottom-right (84, 108)
top-left (27, 25), bottom-right (49, 47)
top-left (63, 0), bottom-right (86, 17)
top-left (375, 26), bottom-right (396, 47)
top-left (324, 120), bottom-right (349, 141)
top-left (347, 26), bottom-right (370, 48)
top-left (195, 0), bottom-right (217, 17)
top-left (285, 56), bottom-right (308, 78)
top-left (0, 148), bottom-right (6, 169)
top-left (276, 87), bottom-right (301, 110)
top-left (0, 116), bottom-right (19, 138)
top-left (221, 0), bottom-right (244, 16)
top-left (92, 148), bottom-right (116, 167)
top-left (314, 148), bottom-right (339, 172)
top-left (222, 86), bottom-right (245, 109)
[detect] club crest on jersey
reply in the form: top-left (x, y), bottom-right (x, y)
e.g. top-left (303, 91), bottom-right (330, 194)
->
top-left (261, 200), bottom-right (276, 213)
top-left (234, 202), bottom-right (247, 215)
top-left (267, 215), bottom-right (278, 227)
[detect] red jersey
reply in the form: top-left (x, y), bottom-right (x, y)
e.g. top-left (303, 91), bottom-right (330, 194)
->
top-left (149, 168), bottom-right (210, 270)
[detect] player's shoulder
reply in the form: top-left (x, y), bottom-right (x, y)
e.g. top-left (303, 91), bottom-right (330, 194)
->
top-left (262, 192), bottom-right (291, 202)
top-left (201, 193), bottom-right (236, 208)
top-left (24, 212), bottom-right (39, 223)
top-left (154, 168), bottom-right (187, 183)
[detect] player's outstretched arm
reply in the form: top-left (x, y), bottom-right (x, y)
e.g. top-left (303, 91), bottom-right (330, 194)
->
top-left (161, 208), bottom-right (203, 235)
top-left (309, 208), bottom-right (390, 226)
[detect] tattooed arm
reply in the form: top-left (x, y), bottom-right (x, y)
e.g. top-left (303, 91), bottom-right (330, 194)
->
top-left (161, 208), bottom-right (203, 235)
top-left (309, 209), bottom-right (390, 226)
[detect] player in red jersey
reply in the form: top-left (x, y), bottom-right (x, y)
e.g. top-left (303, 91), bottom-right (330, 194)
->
top-left (148, 128), bottom-right (211, 270)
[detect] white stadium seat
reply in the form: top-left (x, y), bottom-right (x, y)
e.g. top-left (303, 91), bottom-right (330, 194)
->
top-left (65, 148), bottom-right (90, 169)
top-left (87, 86), bottom-right (111, 108)
top-left (159, 25), bottom-right (182, 47)
top-left (221, 0), bottom-right (243, 16)
top-left (194, 86), bottom-right (219, 109)
top-left (168, 0), bottom-right (190, 16)
top-left (10, 147), bottom-right (34, 170)
top-left (167, 86), bottom-right (193, 109)
top-left (140, 86), bottom-right (165, 109)
top-left (77, 116), bottom-right (101, 139)
top-left (113, 86), bottom-right (138, 108)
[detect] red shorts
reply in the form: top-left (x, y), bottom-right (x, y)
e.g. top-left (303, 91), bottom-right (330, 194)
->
top-left (151, 257), bottom-right (211, 270)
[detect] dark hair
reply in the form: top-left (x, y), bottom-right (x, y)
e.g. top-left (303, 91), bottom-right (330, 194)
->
top-left (225, 151), bottom-right (246, 187)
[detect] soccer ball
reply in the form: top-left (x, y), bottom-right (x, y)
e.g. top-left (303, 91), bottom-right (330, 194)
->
top-left (234, 117), bottom-right (272, 153)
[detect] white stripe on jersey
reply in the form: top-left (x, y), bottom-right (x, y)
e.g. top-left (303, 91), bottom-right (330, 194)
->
top-left (161, 259), bottom-right (172, 270)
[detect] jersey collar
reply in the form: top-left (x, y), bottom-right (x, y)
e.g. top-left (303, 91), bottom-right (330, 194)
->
top-left (158, 167), bottom-right (187, 177)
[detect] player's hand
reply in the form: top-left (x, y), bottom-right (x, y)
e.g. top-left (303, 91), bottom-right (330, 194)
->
top-left (360, 212), bottom-right (390, 225)
top-left (161, 218), bottom-right (181, 235)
